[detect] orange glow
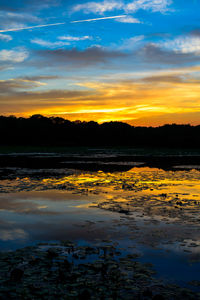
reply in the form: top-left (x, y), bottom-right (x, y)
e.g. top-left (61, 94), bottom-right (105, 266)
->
top-left (2, 67), bottom-right (200, 126)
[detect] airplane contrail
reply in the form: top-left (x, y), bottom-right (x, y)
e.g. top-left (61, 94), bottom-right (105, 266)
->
top-left (0, 23), bottom-right (66, 33)
top-left (71, 15), bottom-right (127, 23)
top-left (0, 15), bottom-right (127, 33)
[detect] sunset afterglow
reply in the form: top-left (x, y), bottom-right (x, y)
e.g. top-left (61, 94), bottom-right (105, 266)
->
top-left (1, 1), bottom-right (200, 126)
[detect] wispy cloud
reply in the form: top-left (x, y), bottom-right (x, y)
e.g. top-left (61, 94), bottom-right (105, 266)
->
top-left (55, 107), bottom-right (129, 114)
top-left (0, 12), bottom-right (42, 35)
top-left (0, 33), bottom-right (12, 41)
top-left (72, 1), bottom-right (123, 14)
top-left (119, 35), bottom-right (145, 50)
top-left (0, 65), bottom-right (14, 72)
top-left (126, 0), bottom-right (173, 13)
top-left (71, 15), bottom-right (127, 23)
top-left (0, 22), bottom-right (65, 33)
top-left (1, 12), bottom-right (41, 23)
top-left (2, 71), bottom-right (200, 126)
top-left (34, 47), bottom-right (127, 68)
top-left (0, 78), bottom-right (46, 94)
top-left (0, 48), bottom-right (28, 63)
top-left (162, 35), bottom-right (200, 54)
top-left (0, 12), bottom-right (41, 28)
top-left (31, 36), bottom-right (93, 49)
top-left (72, 0), bottom-right (173, 15)
top-left (116, 15), bottom-right (141, 23)
top-left (137, 43), bottom-right (200, 65)
top-left (31, 38), bottom-right (70, 48)
top-left (58, 35), bottom-right (92, 41)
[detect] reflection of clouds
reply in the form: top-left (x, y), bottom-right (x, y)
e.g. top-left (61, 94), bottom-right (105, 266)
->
top-left (0, 168), bottom-right (200, 251)
top-left (0, 228), bottom-right (28, 241)
top-left (0, 197), bottom-right (52, 215)
top-left (0, 191), bottom-right (97, 216)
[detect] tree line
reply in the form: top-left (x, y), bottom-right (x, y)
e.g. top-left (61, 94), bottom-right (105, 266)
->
top-left (0, 114), bottom-right (199, 147)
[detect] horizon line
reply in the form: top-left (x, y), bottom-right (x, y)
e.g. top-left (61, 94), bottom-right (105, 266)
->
top-left (0, 114), bottom-right (195, 128)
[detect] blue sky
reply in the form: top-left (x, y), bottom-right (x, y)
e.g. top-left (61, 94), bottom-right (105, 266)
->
top-left (1, 0), bottom-right (200, 125)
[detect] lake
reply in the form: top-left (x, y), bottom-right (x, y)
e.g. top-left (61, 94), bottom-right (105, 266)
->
top-left (0, 149), bottom-right (200, 298)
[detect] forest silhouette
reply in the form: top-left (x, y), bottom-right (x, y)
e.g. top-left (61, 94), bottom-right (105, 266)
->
top-left (0, 114), bottom-right (199, 148)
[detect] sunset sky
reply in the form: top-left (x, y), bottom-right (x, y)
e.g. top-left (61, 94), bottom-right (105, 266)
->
top-left (0, 0), bottom-right (200, 126)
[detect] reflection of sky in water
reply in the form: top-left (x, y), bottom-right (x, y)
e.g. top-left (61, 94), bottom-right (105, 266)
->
top-left (0, 167), bottom-right (200, 286)
top-left (0, 190), bottom-right (125, 249)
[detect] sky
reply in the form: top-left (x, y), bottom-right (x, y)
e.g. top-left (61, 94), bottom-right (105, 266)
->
top-left (0, 0), bottom-right (200, 126)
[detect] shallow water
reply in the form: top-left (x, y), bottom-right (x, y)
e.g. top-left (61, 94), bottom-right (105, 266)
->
top-left (0, 163), bottom-right (200, 291)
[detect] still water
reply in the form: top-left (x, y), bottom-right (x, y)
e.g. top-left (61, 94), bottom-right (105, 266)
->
top-left (0, 163), bottom-right (200, 290)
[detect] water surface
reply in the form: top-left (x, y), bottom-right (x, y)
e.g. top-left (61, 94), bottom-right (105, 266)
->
top-left (0, 156), bottom-right (200, 290)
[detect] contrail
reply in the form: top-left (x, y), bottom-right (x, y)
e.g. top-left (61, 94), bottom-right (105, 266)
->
top-left (0, 22), bottom-right (65, 33)
top-left (71, 15), bottom-right (127, 23)
top-left (0, 15), bottom-right (127, 33)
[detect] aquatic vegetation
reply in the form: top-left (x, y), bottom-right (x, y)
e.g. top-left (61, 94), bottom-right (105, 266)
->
top-left (1, 167), bottom-right (200, 227)
top-left (0, 242), bottom-right (199, 299)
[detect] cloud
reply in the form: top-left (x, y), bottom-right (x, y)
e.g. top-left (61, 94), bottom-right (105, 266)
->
top-left (0, 48), bottom-right (29, 63)
top-left (0, 65), bottom-right (10, 71)
top-left (91, 65), bottom-right (200, 84)
top-left (137, 43), bottom-right (200, 65)
top-left (0, 75), bottom-right (61, 94)
top-left (0, 0), bottom-right (60, 12)
top-left (2, 72), bottom-right (200, 126)
top-left (30, 37), bottom-right (200, 71)
top-left (2, 12), bottom-right (40, 23)
top-left (0, 33), bottom-right (12, 41)
top-left (140, 74), bottom-right (192, 84)
top-left (0, 11), bottom-right (41, 26)
top-left (0, 78), bottom-right (47, 94)
top-left (72, 0), bottom-right (173, 15)
top-left (25, 0), bottom-right (61, 10)
top-left (162, 35), bottom-right (200, 54)
top-left (31, 38), bottom-right (200, 71)
top-left (190, 29), bottom-right (200, 37)
top-left (72, 1), bottom-right (123, 14)
top-left (31, 38), bottom-right (70, 48)
top-left (32, 35), bottom-right (93, 49)
top-left (1, 64), bottom-right (200, 126)
top-left (71, 15), bottom-right (127, 23)
top-left (0, 22), bottom-right (65, 33)
top-left (20, 75), bottom-right (60, 81)
top-left (0, 1), bottom-right (63, 45)
top-left (126, 0), bottom-right (173, 13)
top-left (58, 35), bottom-right (92, 41)
top-left (118, 35), bottom-right (145, 50)
top-left (0, 11), bottom-right (42, 33)
top-left (0, 89), bottom-right (95, 113)
top-left (116, 15), bottom-right (141, 23)
top-left (34, 46), bottom-right (127, 68)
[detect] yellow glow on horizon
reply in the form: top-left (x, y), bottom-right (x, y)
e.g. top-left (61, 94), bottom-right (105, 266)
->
top-left (54, 107), bottom-right (129, 114)
top-left (2, 67), bottom-right (200, 126)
